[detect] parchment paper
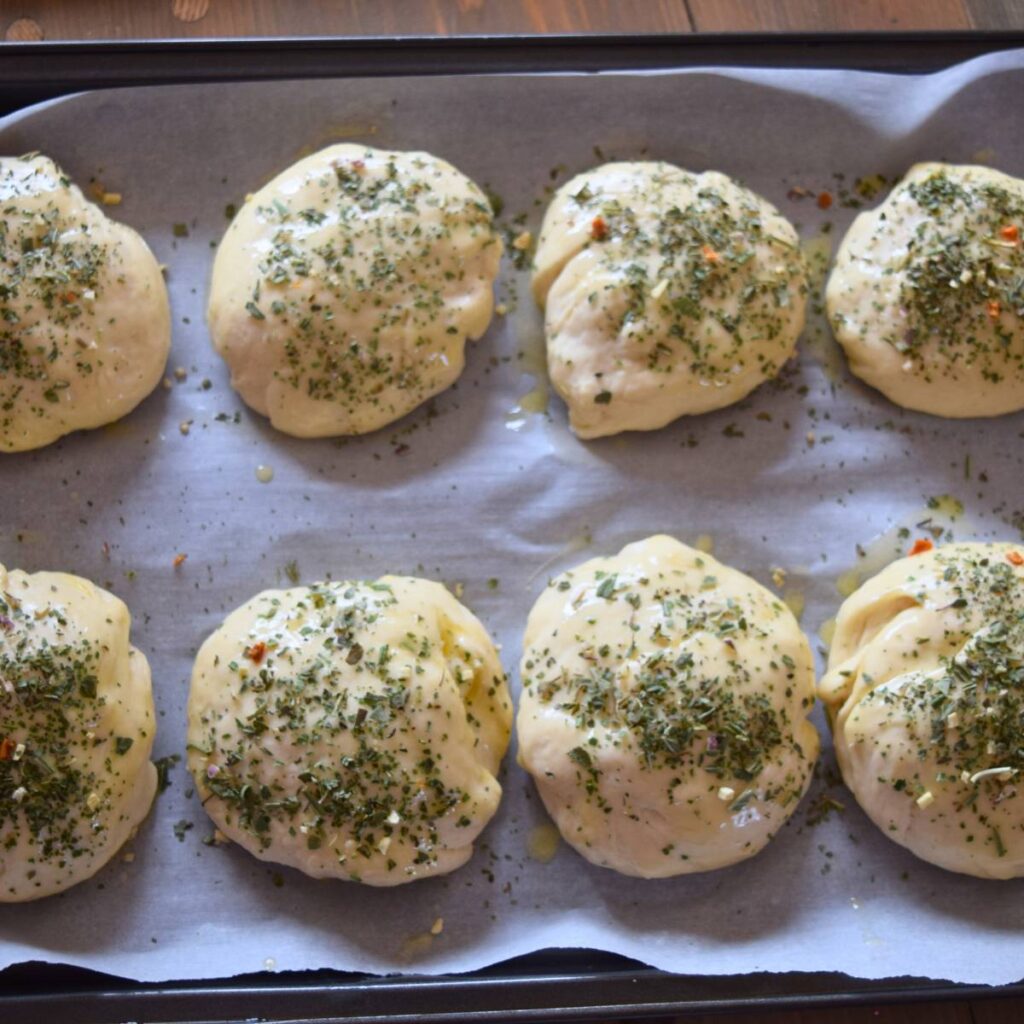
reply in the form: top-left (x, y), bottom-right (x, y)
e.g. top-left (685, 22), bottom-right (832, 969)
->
top-left (1, 49), bottom-right (1024, 986)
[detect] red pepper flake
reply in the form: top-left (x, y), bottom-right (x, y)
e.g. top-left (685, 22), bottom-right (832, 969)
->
top-left (987, 299), bottom-right (1001, 320)
top-left (352, 159), bottom-right (366, 174)
top-left (1000, 224), bottom-right (1019, 243)
top-left (63, 291), bottom-right (78, 303)
top-left (245, 641), bottom-right (267, 664)
top-left (173, 553), bottom-right (188, 569)
top-left (701, 244), bottom-right (721, 264)
top-left (590, 216), bottom-right (608, 241)
top-left (1007, 551), bottom-right (1024, 567)
top-left (908, 538), bottom-right (934, 557)
top-left (0, 738), bottom-right (15, 761)
top-left (101, 541), bottom-right (111, 560)
top-left (816, 191), bottom-right (833, 210)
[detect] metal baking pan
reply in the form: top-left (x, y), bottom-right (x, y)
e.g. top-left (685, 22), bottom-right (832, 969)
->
top-left (2, 30), bottom-right (1024, 108)
top-left (2, 31), bottom-right (1024, 1023)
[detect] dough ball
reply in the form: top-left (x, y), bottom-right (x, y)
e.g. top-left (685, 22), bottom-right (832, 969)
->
top-left (517, 535), bottom-right (818, 877)
top-left (820, 542), bottom-right (1024, 878)
top-left (532, 162), bottom-right (807, 438)
top-left (207, 144), bottom-right (501, 437)
top-left (188, 576), bottom-right (511, 885)
top-left (0, 565), bottom-right (157, 901)
top-left (0, 154), bottom-right (171, 452)
top-left (826, 163), bottom-right (1024, 417)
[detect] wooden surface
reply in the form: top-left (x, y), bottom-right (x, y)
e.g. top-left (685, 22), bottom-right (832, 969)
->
top-left (2, 0), bottom-right (1024, 40)
top-left (2, 2), bottom-right (1024, 1023)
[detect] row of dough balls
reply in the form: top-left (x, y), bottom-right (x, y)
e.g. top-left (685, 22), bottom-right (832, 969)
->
top-left (2, 150), bottom-right (1022, 452)
top-left (537, 160), bottom-right (1024, 436)
top-left (2, 536), bottom-right (1022, 901)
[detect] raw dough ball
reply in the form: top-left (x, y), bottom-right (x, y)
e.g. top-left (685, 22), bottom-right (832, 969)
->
top-left (826, 163), bottom-right (1024, 417)
top-left (819, 542), bottom-right (1024, 878)
top-left (532, 162), bottom-right (807, 438)
top-left (188, 576), bottom-right (511, 885)
top-left (517, 535), bottom-right (818, 877)
top-left (0, 565), bottom-right (157, 901)
top-left (0, 154), bottom-right (171, 452)
top-left (207, 144), bottom-right (501, 437)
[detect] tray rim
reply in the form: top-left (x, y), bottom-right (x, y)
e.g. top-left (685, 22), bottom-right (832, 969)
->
top-left (1, 30), bottom-right (1024, 102)
top-left (2, 28), bottom-right (1024, 1022)
top-left (3, 951), bottom-right (1024, 1023)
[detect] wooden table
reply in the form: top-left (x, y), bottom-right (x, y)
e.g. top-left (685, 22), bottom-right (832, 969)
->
top-left (3, 2), bottom-right (1024, 1023)
top-left (0, 0), bottom-right (1022, 39)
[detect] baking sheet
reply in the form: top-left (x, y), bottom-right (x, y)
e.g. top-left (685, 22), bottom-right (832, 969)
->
top-left (1, 49), bottom-right (1023, 987)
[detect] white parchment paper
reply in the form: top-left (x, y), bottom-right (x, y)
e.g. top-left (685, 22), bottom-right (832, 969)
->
top-left (1, 50), bottom-right (1024, 985)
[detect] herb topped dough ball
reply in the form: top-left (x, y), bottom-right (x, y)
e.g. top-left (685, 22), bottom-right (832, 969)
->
top-left (517, 535), bottom-right (818, 877)
top-left (531, 162), bottom-right (807, 438)
top-left (207, 144), bottom-right (501, 437)
top-left (827, 163), bottom-right (1024, 417)
top-left (188, 577), bottom-right (511, 885)
top-left (0, 565), bottom-right (157, 901)
top-left (0, 154), bottom-right (171, 452)
top-left (820, 542), bottom-right (1024, 879)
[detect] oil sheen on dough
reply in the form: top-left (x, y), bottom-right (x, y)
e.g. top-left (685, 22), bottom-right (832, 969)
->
top-left (532, 162), bottom-right (807, 438)
top-left (819, 542), bottom-right (1024, 878)
top-left (517, 535), bottom-right (819, 877)
top-left (207, 144), bottom-right (501, 437)
top-left (188, 576), bottom-right (511, 885)
top-left (0, 566), bottom-right (157, 901)
top-left (0, 155), bottom-right (170, 452)
top-left (827, 163), bottom-right (1024, 417)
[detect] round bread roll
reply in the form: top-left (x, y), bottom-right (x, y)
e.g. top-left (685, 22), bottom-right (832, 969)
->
top-left (819, 541), bottom-right (1024, 879)
top-left (0, 565), bottom-right (157, 901)
top-left (207, 144), bottom-right (501, 437)
top-left (517, 535), bottom-right (819, 877)
top-left (0, 154), bottom-right (171, 452)
top-left (188, 576), bottom-right (511, 885)
top-left (826, 163), bottom-right (1024, 417)
top-left (531, 162), bottom-right (807, 438)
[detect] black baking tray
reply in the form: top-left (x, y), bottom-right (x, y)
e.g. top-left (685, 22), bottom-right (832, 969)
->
top-left (2, 30), bottom-right (1024, 1023)
top-left (1, 29), bottom-right (1024, 109)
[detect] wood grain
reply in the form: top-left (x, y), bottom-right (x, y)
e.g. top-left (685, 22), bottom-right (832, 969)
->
top-left (7, 0), bottom-right (1024, 40)
top-left (0, 0), bottom-right (692, 39)
top-left (5, 0), bottom-right (1024, 40)
top-left (170, 0), bottom-right (210, 25)
top-left (13, 0), bottom-right (1024, 39)
top-left (686, 0), bottom-right (974, 32)
top-left (3, 15), bottom-right (43, 40)
top-left (963, 0), bottom-right (1024, 29)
